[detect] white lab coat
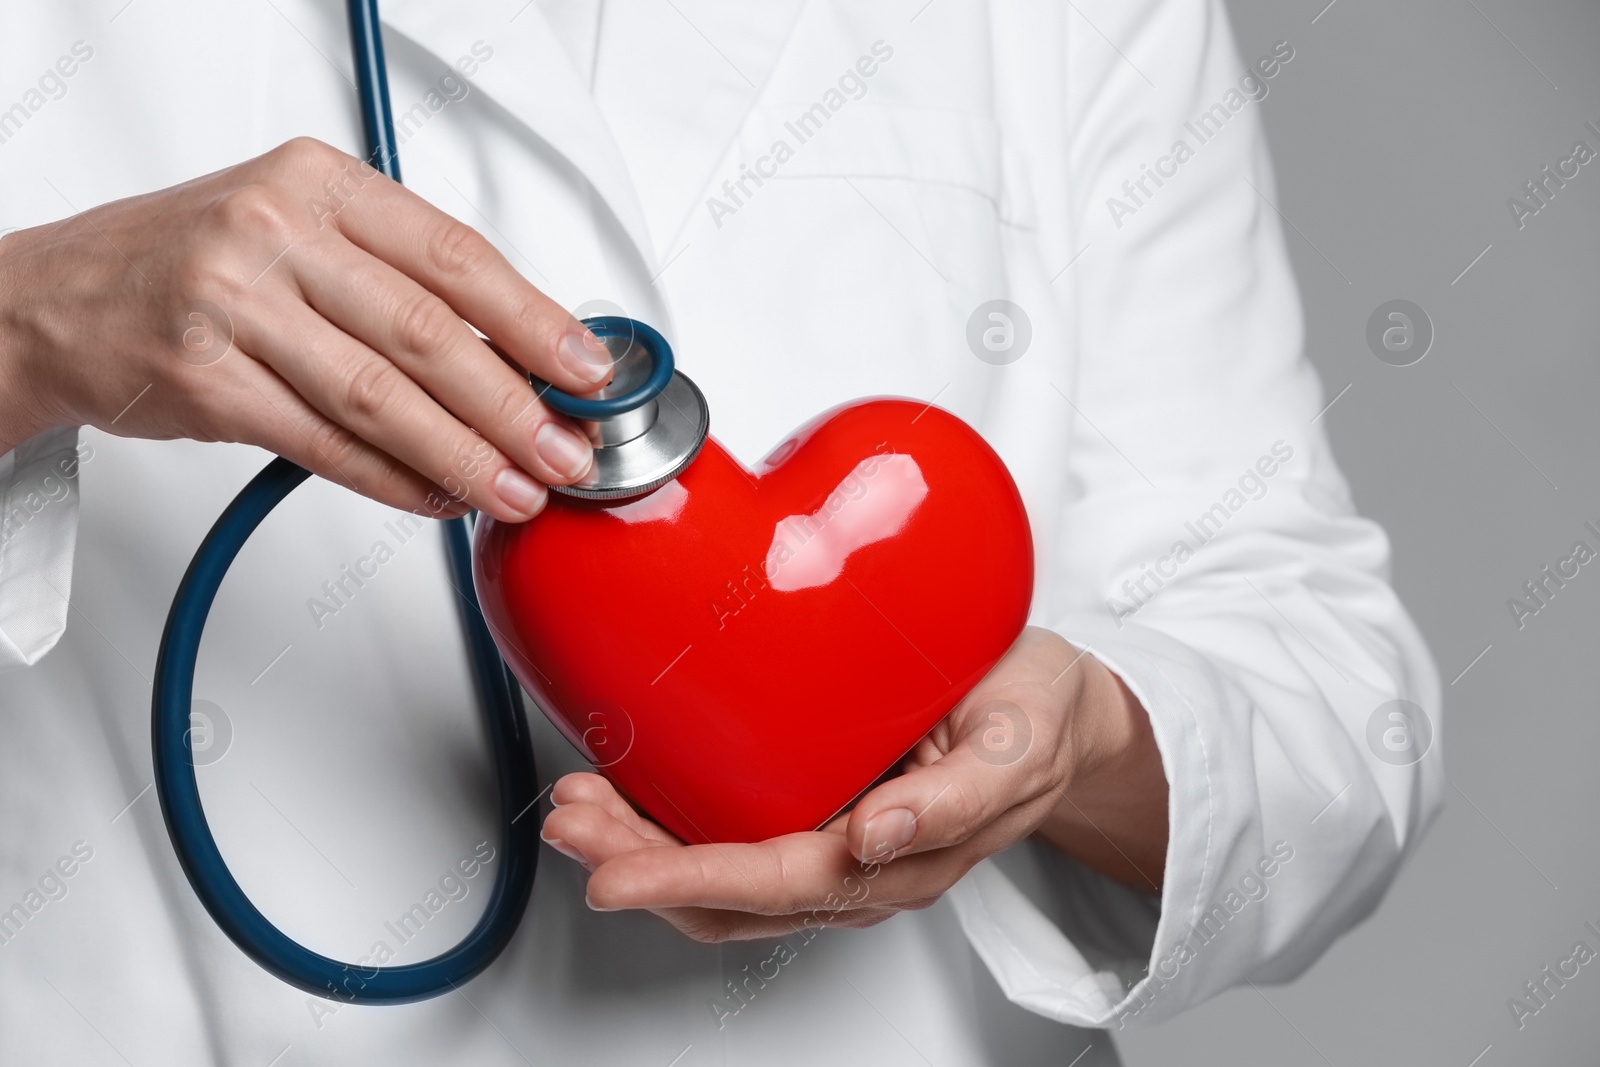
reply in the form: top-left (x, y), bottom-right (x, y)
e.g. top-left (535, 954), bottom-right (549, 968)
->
top-left (0, 1), bottom-right (1442, 1064)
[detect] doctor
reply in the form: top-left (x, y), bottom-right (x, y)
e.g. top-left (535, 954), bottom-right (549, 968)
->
top-left (0, 1), bottom-right (1440, 1064)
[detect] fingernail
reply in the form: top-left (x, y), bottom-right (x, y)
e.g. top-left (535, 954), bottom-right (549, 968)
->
top-left (585, 893), bottom-right (617, 912)
top-left (861, 808), bottom-right (917, 861)
top-left (561, 327), bottom-right (613, 384)
top-left (535, 421), bottom-right (594, 479)
top-left (493, 467), bottom-right (547, 519)
top-left (540, 833), bottom-right (590, 870)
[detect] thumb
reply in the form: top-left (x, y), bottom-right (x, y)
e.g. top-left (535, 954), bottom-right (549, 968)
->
top-left (846, 698), bottom-right (1040, 864)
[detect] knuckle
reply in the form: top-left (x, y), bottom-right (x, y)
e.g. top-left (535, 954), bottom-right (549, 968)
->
top-left (420, 488), bottom-right (465, 515)
top-left (763, 855), bottom-right (805, 911)
top-left (370, 453), bottom-right (427, 499)
top-left (394, 292), bottom-right (462, 358)
top-left (340, 358), bottom-right (406, 425)
top-left (448, 437), bottom-right (498, 488)
top-left (302, 414), bottom-right (361, 466)
top-left (269, 136), bottom-right (341, 175)
top-left (486, 375), bottom-right (538, 431)
top-left (507, 298), bottom-right (564, 355)
top-left (1024, 756), bottom-right (1061, 797)
top-left (424, 219), bottom-right (489, 279)
top-left (210, 184), bottom-right (298, 245)
top-left (170, 252), bottom-right (233, 303)
top-left (942, 781), bottom-right (987, 839)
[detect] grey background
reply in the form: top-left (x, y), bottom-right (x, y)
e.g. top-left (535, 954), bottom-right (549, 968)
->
top-left (1117, 0), bottom-right (1600, 1064)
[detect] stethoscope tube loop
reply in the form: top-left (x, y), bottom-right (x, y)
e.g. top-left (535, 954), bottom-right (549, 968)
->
top-left (149, 0), bottom-right (542, 1005)
top-left (151, 458), bottom-right (542, 1004)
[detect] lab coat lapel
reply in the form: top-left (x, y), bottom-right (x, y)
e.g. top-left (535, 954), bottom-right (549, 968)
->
top-left (381, 0), bottom-right (659, 271)
top-left (653, 1), bottom-right (812, 259)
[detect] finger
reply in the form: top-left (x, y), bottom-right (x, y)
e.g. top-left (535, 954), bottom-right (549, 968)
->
top-left (198, 347), bottom-right (466, 517)
top-left (296, 142), bottom-right (615, 392)
top-left (650, 903), bottom-right (904, 944)
top-left (846, 703), bottom-right (1047, 863)
top-left (541, 801), bottom-right (664, 872)
top-left (535, 801), bottom-right (796, 942)
top-left (585, 832), bottom-right (871, 916)
top-left (235, 291), bottom-right (549, 522)
top-left (549, 773), bottom-right (680, 846)
top-left (291, 240), bottom-right (595, 489)
top-left (586, 828), bottom-right (973, 916)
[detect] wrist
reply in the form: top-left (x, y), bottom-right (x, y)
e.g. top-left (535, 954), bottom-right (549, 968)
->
top-left (1038, 648), bottom-right (1170, 890)
top-left (1067, 657), bottom-right (1156, 795)
top-left (0, 228), bottom-right (64, 454)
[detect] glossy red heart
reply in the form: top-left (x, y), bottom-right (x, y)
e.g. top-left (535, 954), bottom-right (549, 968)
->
top-left (473, 398), bottom-right (1033, 844)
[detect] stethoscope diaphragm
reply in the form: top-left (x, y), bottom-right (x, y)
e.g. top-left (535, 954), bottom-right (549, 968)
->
top-left (535, 316), bottom-right (709, 500)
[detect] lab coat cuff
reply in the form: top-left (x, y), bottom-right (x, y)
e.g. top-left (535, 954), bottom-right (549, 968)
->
top-left (949, 613), bottom-right (1247, 1028)
top-left (0, 426), bottom-right (83, 670)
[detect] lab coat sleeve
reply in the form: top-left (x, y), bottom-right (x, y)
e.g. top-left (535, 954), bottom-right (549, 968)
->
top-left (0, 426), bottom-right (83, 670)
top-left (946, 0), bottom-right (1443, 1028)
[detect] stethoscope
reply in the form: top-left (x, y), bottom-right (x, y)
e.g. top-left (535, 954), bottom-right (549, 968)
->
top-left (151, 0), bottom-right (708, 1005)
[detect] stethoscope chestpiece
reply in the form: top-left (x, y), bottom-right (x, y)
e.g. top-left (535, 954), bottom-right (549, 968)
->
top-left (533, 317), bottom-right (709, 500)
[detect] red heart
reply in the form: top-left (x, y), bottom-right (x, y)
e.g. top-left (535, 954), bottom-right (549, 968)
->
top-left (473, 398), bottom-right (1034, 844)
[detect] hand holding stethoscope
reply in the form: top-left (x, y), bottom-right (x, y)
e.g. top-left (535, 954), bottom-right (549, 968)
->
top-left (0, 138), bottom-right (607, 520)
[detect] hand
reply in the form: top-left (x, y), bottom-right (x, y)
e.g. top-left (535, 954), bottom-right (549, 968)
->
top-left (0, 137), bottom-right (613, 521)
top-left (539, 626), bottom-right (1170, 942)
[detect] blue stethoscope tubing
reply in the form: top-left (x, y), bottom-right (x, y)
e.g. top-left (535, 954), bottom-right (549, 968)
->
top-left (151, 0), bottom-right (542, 1004)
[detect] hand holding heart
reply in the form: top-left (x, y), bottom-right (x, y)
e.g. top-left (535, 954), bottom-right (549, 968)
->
top-left (539, 626), bottom-right (1169, 942)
